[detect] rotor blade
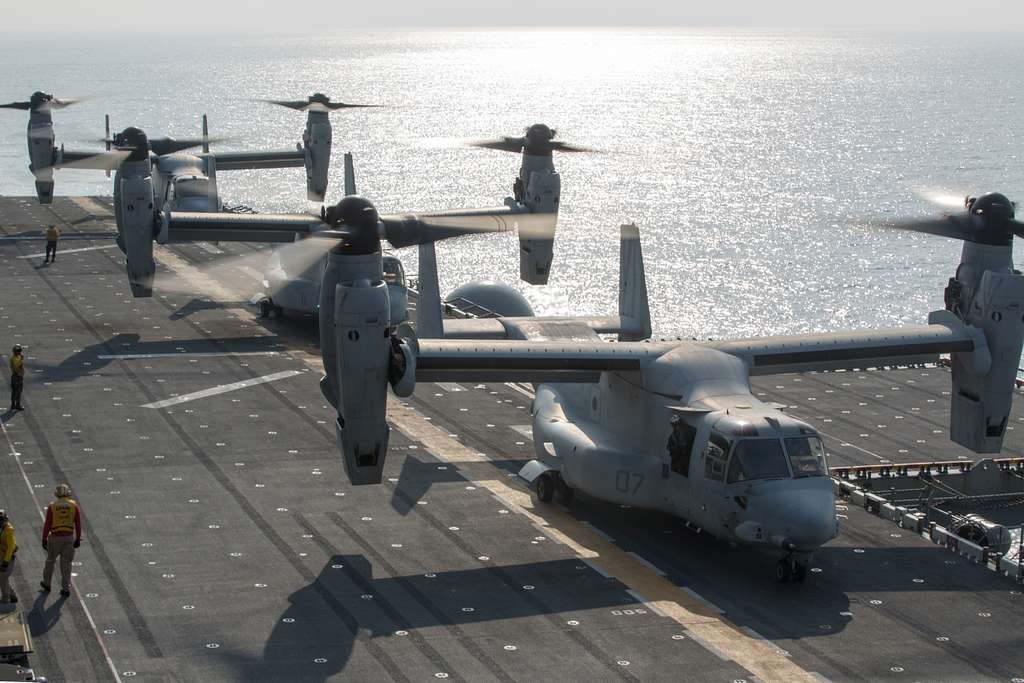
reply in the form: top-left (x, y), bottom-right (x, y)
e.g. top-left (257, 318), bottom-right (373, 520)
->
top-left (885, 214), bottom-right (975, 241)
top-left (379, 208), bottom-right (556, 248)
top-left (0, 101), bottom-right (32, 110)
top-left (1011, 220), bottom-right (1024, 241)
top-left (549, 140), bottom-right (602, 154)
top-left (149, 137), bottom-right (215, 155)
top-left (261, 99), bottom-right (380, 113)
top-left (468, 137), bottom-right (527, 153)
top-left (915, 189), bottom-right (967, 211)
top-left (56, 149), bottom-right (131, 171)
top-left (50, 96), bottom-right (89, 109)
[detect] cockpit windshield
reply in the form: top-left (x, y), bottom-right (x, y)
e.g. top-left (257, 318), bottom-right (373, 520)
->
top-left (784, 436), bottom-right (829, 478)
top-left (383, 258), bottom-right (405, 285)
top-left (726, 439), bottom-right (791, 483)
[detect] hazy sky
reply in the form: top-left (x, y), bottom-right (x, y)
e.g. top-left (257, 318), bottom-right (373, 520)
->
top-left (4, 0), bottom-right (1024, 33)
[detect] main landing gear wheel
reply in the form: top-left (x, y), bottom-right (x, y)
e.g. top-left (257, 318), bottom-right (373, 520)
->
top-left (259, 300), bottom-right (273, 318)
top-left (536, 472), bottom-right (555, 503)
top-left (776, 557), bottom-right (809, 583)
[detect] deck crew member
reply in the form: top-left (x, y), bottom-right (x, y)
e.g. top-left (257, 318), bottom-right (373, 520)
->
top-left (9, 344), bottom-right (24, 411)
top-left (0, 510), bottom-right (17, 604)
top-left (40, 484), bottom-right (81, 597)
top-left (44, 223), bottom-right (60, 263)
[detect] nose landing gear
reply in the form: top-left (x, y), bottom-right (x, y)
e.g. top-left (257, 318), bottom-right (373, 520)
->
top-left (776, 556), bottom-right (809, 583)
top-left (534, 470), bottom-right (574, 504)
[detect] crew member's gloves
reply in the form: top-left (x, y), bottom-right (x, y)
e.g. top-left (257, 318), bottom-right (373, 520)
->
top-left (73, 539), bottom-right (81, 549)
top-left (41, 540), bottom-right (47, 551)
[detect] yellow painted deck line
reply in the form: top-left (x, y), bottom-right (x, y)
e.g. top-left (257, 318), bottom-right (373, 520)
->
top-left (125, 223), bottom-right (815, 683)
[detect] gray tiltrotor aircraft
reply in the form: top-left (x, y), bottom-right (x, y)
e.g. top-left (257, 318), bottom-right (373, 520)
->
top-left (402, 192), bottom-right (1024, 580)
top-left (256, 126), bottom-right (578, 318)
top-left (0, 91), bottom-right (122, 203)
top-left (102, 94), bottom-right (375, 296)
top-left (470, 123), bottom-right (596, 285)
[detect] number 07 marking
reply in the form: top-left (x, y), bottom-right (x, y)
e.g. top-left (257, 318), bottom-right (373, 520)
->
top-left (615, 470), bottom-right (644, 495)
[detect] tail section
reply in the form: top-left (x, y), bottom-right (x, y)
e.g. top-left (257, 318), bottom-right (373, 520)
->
top-left (618, 223), bottom-right (651, 341)
top-left (416, 242), bottom-right (444, 338)
top-left (343, 152), bottom-right (356, 196)
top-left (105, 114), bottom-right (112, 177)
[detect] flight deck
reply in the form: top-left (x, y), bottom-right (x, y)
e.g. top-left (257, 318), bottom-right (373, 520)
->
top-left (1, 196), bottom-right (1023, 682)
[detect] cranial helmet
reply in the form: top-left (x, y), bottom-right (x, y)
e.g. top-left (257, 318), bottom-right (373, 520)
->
top-left (54, 483), bottom-right (71, 498)
top-left (0, 509), bottom-right (6, 524)
top-left (12, 344), bottom-right (22, 352)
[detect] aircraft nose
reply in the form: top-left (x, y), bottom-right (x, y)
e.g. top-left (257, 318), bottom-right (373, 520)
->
top-left (753, 486), bottom-right (837, 549)
top-left (784, 488), bottom-right (838, 547)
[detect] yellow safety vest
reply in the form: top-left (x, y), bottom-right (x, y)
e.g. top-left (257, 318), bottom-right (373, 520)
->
top-left (45, 226), bottom-right (60, 241)
top-left (9, 355), bottom-right (23, 377)
top-left (49, 498), bottom-right (78, 534)
top-left (0, 523), bottom-right (16, 562)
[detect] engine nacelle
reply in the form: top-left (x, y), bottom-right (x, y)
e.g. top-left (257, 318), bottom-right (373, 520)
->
top-left (518, 169), bottom-right (559, 285)
top-left (116, 163), bottom-right (157, 297)
top-left (303, 110), bottom-right (332, 203)
top-left (27, 113), bottom-right (56, 204)
top-left (950, 268), bottom-right (1024, 452)
top-left (320, 251), bottom-right (393, 485)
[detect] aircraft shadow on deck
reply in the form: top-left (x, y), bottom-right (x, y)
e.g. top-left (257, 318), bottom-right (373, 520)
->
top-left (169, 298), bottom-right (253, 321)
top-left (216, 553), bottom-right (677, 681)
top-left (213, 540), bottom-right (1004, 681)
top-left (391, 454), bottom-right (529, 516)
top-left (33, 332), bottom-right (287, 383)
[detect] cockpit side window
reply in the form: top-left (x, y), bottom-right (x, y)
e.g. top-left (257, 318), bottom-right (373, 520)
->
top-left (667, 419), bottom-right (696, 477)
top-left (703, 433), bottom-right (730, 482)
top-left (726, 439), bottom-right (791, 483)
top-left (784, 436), bottom-right (829, 478)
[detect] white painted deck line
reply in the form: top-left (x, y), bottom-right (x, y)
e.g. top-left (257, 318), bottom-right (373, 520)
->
top-left (18, 244), bottom-right (119, 258)
top-left (100, 351), bottom-right (280, 360)
top-left (142, 369), bottom-right (303, 408)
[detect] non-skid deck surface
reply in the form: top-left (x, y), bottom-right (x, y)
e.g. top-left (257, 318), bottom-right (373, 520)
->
top-left (0, 196), bottom-right (1022, 682)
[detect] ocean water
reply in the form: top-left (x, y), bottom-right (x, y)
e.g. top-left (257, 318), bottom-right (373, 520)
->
top-left (1, 30), bottom-right (1022, 340)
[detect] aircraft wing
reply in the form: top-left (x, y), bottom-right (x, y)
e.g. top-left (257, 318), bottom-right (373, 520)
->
top-left (414, 339), bottom-right (671, 383)
top-left (704, 316), bottom-right (981, 375)
top-left (159, 211), bottom-right (323, 244)
top-left (213, 149), bottom-right (305, 171)
top-left (440, 316), bottom-right (646, 341)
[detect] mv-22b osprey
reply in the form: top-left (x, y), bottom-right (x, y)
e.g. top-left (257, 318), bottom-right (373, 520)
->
top-left (120, 185), bottom-right (1024, 581)
top-left (255, 122), bottom-right (588, 319)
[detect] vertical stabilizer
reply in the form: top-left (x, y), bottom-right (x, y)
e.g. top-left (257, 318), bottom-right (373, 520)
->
top-left (104, 114), bottom-right (111, 178)
top-left (344, 152), bottom-right (356, 196)
top-left (618, 223), bottom-right (651, 341)
top-left (202, 114), bottom-right (210, 153)
top-left (416, 242), bottom-right (444, 338)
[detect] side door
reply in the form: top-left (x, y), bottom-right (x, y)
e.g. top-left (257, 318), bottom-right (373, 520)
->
top-left (695, 433), bottom-right (730, 531)
top-left (667, 420), bottom-right (699, 519)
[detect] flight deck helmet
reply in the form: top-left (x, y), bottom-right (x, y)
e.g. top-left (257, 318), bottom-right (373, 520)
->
top-left (54, 483), bottom-right (72, 498)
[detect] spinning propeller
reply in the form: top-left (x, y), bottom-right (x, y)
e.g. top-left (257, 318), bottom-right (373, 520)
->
top-left (102, 127), bottom-right (217, 157)
top-left (470, 123), bottom-right (599, 156)
top-left (0, 91), bottom-right (87, 112)
top-left (261, 93), bottom-right (380, 113)
top-left (890, 192), bottom-right (1023, 246)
